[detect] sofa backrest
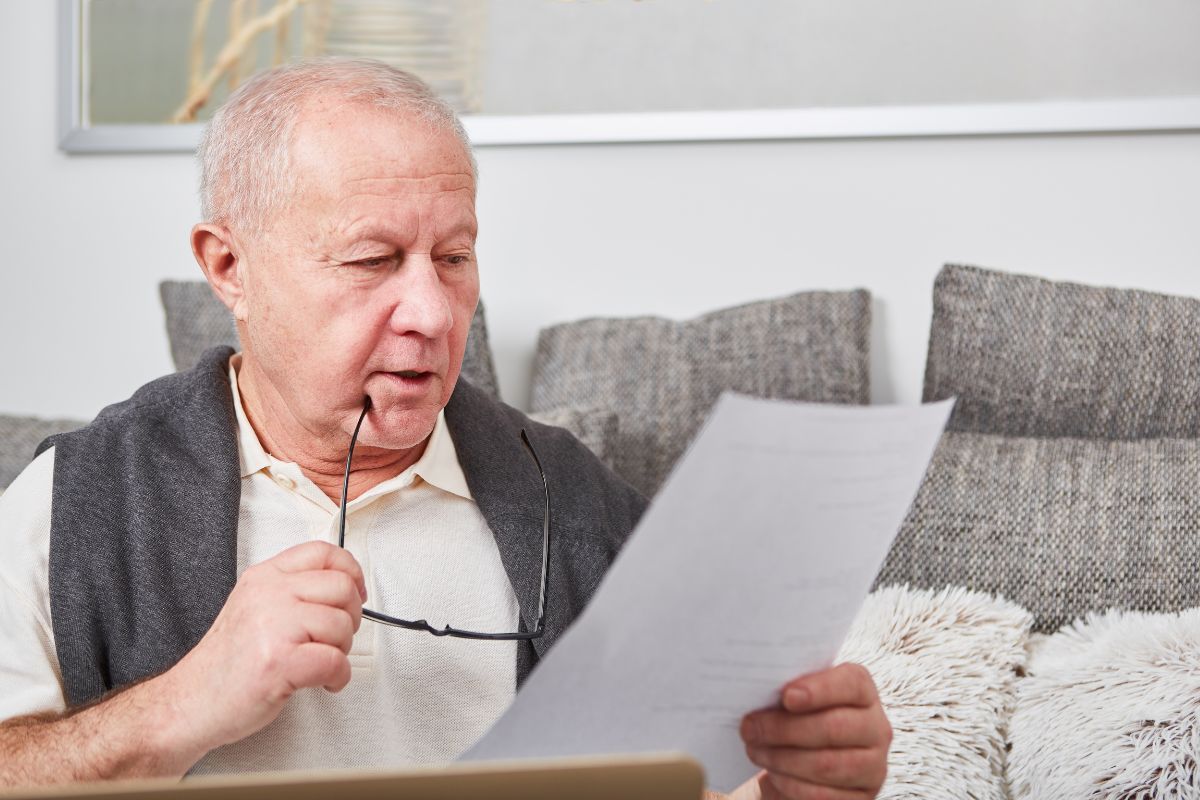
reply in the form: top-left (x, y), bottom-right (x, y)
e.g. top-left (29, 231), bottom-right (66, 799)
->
top-left (923, 263), bottom-right (1200, 438)
top-left (530, 289), bottom-right (872, 497)
top-left (878, 264), bottom-right (1200, 632)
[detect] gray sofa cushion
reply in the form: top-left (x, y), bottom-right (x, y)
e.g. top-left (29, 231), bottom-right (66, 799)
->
top-left (530, 290), bottom-right (871, 496)
top-left (0, 415), bottom-right (86, 488)
top-left (924, 264), bottom-right (1200, 439)
top-left (874, 431), bottom-right (1200, 633)
top-left (159, 280), bottom-right (502, 398)
top-left (159, 281), bottom-right (239, 374)
top-left (527, 406), bottom-right (620, 472)
top-left (459, 302), bottom-right (501, 399)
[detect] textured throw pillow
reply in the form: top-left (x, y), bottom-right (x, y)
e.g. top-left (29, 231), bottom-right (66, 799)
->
top-left (458, 301), bottom-right (502, 399)
top-left (0, 414), bottom-right (86, 488)
top-left (1008, 608), bottom-right (1200, 799)
top-left (838, 585), bottom-right (1032, 800)
top-left (527, 406), bottom-right (620, 472)
top-left (874, 431), bottom-right (1200, 633)
top-left (530, 290), bottom-right (871, 496)
top-left (924, 263), bottom-right (1200, 438)
top-left (159, 280), bottom-right (238, 372)
top-left (159, 280), bottom-right (503, 398)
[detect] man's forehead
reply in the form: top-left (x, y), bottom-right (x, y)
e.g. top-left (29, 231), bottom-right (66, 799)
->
top-left (288, 99), bottom-right (475, 197)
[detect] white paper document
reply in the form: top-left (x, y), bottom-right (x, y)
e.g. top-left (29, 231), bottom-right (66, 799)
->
top-left (464, 393), bottom-right (953, 791)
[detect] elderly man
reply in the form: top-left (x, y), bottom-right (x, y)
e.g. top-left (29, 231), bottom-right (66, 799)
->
top-left (0, 59), bottom-right (890, 798)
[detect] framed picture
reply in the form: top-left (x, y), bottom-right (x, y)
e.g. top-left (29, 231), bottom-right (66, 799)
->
top-left (59, 0), bottom-right (1200, 153)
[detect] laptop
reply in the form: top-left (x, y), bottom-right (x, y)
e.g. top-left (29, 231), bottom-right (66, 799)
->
top-left (3, 753), bottom-right (705, 800)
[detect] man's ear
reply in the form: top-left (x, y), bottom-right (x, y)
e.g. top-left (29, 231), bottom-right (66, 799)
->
top-left (191, 222), bottom-right (249, 321)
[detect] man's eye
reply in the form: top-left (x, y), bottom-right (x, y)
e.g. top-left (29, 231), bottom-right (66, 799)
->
top-left (353, 257), bottom-right (391, 269)
top-left (445, 254), bottom-right (470, 265)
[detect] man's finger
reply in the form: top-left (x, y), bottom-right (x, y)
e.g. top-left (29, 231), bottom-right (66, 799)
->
top-left (780, 663), bottom-right (879, 713)
top-left (745, 745), bottom-right (885, 792)
top-left (294, 602), bottom-right (357, 654)
top-left (757, 770), bottom-right (873, 800)
top-left (283, 642), bottom-right (352, 693)
top-left (289, 570), bottom-right (365, 628)
top-left (741, 706), bottom-right (882, 749)
top-left (266, 541), bottom-right (367, 600)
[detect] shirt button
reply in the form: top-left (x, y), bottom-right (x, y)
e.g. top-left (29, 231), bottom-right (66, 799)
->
top-left (273, 474), bottom-right (296, 491)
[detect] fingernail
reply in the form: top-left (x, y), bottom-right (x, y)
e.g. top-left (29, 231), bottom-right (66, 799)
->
top-left (740, 716), bottom-right (761, 744)
top-left (360, 585), bottom-right (368, 602)
top-left (784, 687), bottom-right (810, 711)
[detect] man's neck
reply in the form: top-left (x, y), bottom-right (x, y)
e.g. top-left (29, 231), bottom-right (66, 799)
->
top-left (234, 358), bottom-right (428, 503)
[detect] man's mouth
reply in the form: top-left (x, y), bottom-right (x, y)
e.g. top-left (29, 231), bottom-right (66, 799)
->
top-left (379, 369), bottom-right (438, 391)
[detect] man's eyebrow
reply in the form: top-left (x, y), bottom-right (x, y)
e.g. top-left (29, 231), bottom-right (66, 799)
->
top-left (335, 225), bottom-right (397, 244)
top-left (438, 221), bottom-right (479, 241)
top-left (331, 219), bottom-right (477, 249)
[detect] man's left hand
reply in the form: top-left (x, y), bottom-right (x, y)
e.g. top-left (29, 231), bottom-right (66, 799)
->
top-left (735, 662), bottom-right (892, 799)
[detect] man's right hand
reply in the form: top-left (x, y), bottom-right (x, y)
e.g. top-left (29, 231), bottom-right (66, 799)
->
top-left (158, 540), bottom-right (367, 756)
top-left (0, 541), bottom-right (367, 788)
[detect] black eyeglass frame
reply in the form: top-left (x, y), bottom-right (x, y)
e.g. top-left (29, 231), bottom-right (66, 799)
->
top-left (337, 398), bottom-right (549, 641)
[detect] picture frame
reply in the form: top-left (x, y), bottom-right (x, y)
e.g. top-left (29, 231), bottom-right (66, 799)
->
top-left (58, 0), bottom-right (1200, 155)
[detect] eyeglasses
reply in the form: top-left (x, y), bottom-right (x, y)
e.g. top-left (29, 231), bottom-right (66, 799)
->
top-left (337, 397), bottom-right (549, 641)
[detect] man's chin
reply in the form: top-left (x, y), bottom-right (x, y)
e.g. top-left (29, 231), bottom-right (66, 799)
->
top-left (354, 401), bottom-right (442, 452)
top-left (352, 372), bottom-right (452, 448)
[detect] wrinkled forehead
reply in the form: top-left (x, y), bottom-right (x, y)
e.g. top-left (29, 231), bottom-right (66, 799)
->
top-left (286, 98), bottom-right (476, 210)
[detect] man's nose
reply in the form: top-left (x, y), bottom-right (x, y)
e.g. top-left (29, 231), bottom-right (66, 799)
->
top-left (384, 255), bottom-right (454, 340)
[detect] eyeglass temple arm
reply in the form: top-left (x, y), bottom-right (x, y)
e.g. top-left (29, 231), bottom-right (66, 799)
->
top-left (337, 396), bottom-right (373, 550)
top-left (339, 400), bottom-right (551, 639)
top-left (520, 428), bottom-right (551, 636)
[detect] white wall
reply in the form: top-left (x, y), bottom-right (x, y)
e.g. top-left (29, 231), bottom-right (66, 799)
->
top-left (2, 2), bottom-right (1199, 420)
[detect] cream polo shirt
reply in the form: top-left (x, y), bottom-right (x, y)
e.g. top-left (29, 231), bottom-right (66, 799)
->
top-left (0, 358), bottom-right (519, 773)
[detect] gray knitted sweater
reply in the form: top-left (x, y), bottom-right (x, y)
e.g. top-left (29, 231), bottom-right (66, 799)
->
top-left (37, 346), bottom-right (647, 707)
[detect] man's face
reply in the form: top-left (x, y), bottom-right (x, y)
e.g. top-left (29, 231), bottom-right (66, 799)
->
top-left (237, 99), bottom-right (479, 451)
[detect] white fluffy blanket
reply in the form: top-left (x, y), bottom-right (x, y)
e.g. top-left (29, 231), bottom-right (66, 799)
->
top-left (838, 585), bottom-right (1032, 800)
top-left (1008, 608), bottom-right (1200, 800)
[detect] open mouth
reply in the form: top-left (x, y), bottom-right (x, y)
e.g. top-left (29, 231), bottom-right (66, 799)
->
top-left (373, 365), bottom-right (440, 397)
top-left (381, 370), bottom-right (437, 390)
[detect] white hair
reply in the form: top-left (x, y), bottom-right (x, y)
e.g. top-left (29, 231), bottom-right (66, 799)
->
top-left (198, 57), bottom-right (475, 232)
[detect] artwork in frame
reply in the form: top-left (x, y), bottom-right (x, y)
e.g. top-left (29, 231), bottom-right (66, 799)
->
top-left (60, 0), bottom-right (1200, 153)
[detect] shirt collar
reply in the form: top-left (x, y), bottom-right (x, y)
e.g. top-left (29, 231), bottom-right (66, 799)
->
top-left (229, 356), bottom-right (270, 480)
top-left (227, 355), bottom-right (473, 501)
